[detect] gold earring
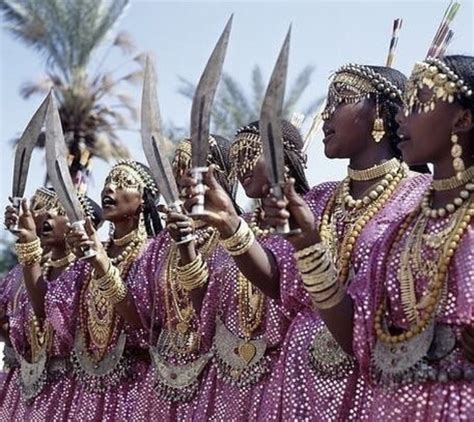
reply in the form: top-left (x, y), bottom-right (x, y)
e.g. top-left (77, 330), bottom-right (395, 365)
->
top-left (451, 133), bottom-right (465, 180)
top-left (372, 97), bottom-right (385, 143)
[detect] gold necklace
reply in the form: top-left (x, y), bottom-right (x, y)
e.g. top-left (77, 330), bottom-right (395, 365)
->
top-left (249, 207), bottom-right (274, 237)
top-left (321, 163), bottom-right (406, 284)
top-left (375, 197), bottom-right (474, 344)
top-left (111, 228), bottom-right (140, 246)
top-left (421, 179), bottom-right (474, 218)
top-left (347, 157), bottom-right (401, 181)
top-left (163, 227), bottom-right (219, 355)
top-left (432, 166), bottom-right (474, 191)
top-left (81, 231), bottom-right (145, 361)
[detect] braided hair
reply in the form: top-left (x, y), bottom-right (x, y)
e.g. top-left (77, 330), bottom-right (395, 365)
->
top-left (234, 120), bottom-right (310, 195)
top-left (134, 162), bottom-right (163, 237)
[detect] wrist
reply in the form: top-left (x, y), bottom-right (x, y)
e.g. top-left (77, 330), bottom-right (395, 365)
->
top-left (292, 229), bottom-right (321, 251)
top-left (217, 214), bottom-right (240, 239)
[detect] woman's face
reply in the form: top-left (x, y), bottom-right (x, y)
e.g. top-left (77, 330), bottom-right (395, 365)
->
top-left (172, 142), bottom-right (192, 190)
top-left (322, 95), bottom-right (376, 160)
top-left (396, 84), bottom-right (466, 166)
top-left (101, 166), bottom-right (143, 222)
top-left (39, 212), bottom-right (69, 248)
top-left (230, 138), bottom-right (269, 199)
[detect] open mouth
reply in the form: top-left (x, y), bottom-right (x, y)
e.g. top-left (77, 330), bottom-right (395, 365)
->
top-left (102, 195), bottom-right (117, 208)
top-left (41, 221), bottom-right (53, 236)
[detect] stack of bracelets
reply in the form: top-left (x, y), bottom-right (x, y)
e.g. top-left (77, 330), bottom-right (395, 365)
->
top-left (177, 254), bottom-right (209, 292)
top-left (15, 237), bottom-right (43, 266)
top-left (295, 243), bottom-right (345, 309)
top-left (220, 218), bottom-right (256, 256)
top-left (92, 264), bottom-right (128, 305)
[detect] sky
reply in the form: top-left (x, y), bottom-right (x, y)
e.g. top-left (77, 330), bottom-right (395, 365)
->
top-left (0, 0), bottom-right (473, 243)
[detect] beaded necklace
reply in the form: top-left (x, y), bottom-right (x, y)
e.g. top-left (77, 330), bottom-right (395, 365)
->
top-left (374, 194), bottom-right (473, 345)
top-left (320, 161), bottom-right (406, 284)
top-left (163, 226), bottom-right (220, 355)
top-left (79, 229), bottom-right (146, 361)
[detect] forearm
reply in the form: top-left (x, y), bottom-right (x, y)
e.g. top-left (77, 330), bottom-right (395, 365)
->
top-left (22, 263), bottom-right (47, 319)
top-left (219, 217), bottom-right (280, 300)
top-left (317, 294), bottom-right (354, 355)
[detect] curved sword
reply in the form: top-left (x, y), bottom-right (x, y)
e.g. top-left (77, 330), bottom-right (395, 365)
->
top-left (189, 15), bottom-right (233, 216)
top-left (44, 90), bottom-right (95, 258)
top-left (141, 56), bottom-right (193, 244)
top-left (260, 26), bottom-right (299, 235)
top-left (8, 94), bottom-right (49, 234)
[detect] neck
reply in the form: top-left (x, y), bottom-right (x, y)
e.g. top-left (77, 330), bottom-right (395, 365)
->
top-left (50, 245), bottom-right (68, 260)
top-left (348, 140), bottom-right (394, 170)
top-left (113, 219), bottom-right (139, 239)
top-left (432, 155), bottom-right (474, 180)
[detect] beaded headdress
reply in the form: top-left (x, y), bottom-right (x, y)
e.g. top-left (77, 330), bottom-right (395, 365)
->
top-left (30, 187), bottom-right (95, 219)
top-left (105, 160), bottom-right (159, 196)
top-left (404, 57), bottom-right (472, 115)
top-left (229, 122), bottom-right (306, 181)
top-left (172, 136), bottom-right (224, 181)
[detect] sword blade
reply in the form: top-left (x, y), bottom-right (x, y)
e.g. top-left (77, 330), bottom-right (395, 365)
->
top-left (12, 94), bottom-right (49, 198)
top-left (260, 27), bottom-right (291, 186)
top-left (141, 56), bottom-right (180, 204)
top-left (44, 91), bottom-right (84, 223)
top-left (190, 15), bottom-right (233, 168)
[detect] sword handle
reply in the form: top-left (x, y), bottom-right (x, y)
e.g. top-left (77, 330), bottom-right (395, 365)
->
top-left (269, 185), bottom-right (302, 236)
top-left (189, 167), bottom-right (208, 218)
top-left (8, 197), bottom-right (23, 236)
top-left (169, 201), bottom-right (195, 245)
top-left (71, 220), bottom-right (97, 260)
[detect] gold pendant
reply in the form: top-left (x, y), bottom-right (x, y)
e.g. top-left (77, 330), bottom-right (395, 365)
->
top-left (238, 341), bottom-right (256, 364)
top-left (176, 321), bottom-right (189, 335)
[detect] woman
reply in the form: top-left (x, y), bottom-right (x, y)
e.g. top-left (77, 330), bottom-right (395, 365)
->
top-left (138, 135), bottom-right (239, 420)
top-left (261, 64), bottom-right (431, 421)
top-left (356, 54), bottom-right (473, 420)
top-left (62, 160), bottom-right (162, 420)
top-left (0, 188), bottom-right (101, 420)
top-left (182, 120), bottom-right (308, 421)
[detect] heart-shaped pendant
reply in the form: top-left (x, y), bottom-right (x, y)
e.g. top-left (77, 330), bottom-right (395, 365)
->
top-left (238, 341), bottom-right (256, 365)
top-left (176, 321), bottom-right (189, 335)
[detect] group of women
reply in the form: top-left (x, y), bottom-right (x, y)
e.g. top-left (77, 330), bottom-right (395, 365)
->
top-left (0, 19), bottom-right (473, 422)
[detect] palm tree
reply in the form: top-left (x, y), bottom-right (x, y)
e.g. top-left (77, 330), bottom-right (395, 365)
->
top-left (178, 64), bottom-right (324, 139)
top-left (0, 0), bottom-right (144, 192)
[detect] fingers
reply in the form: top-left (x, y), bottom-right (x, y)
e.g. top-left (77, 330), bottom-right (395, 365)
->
top-left (156, 204), bottom-right (169, 214)
top-left (21, 198), bottom-right (31, 215)
top-left (84, 217), bottom-right (96, 237)
top-left (167, 212), bottom-right (192, 224)
top-left (204, 165), bottom-right (220, 189)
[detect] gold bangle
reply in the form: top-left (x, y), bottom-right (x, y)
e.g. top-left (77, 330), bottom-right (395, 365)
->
top-left (94, 265), bottom-right (127, 305)
top-left (220, 218), bottom-right (256, 256)
top-left (178, 259), bottom-right (209, 291)
top-left (294, 242), bottom-right (327, 259)
top-left (311, 283), bottom-right (346, 310)
top-left (15, 238), bottom-right (43, 266)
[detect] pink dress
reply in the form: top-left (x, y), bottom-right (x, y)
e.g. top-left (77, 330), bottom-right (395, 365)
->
top-left (46, 240), bottom-right (160, 421)
top-left (191, 215), bottom-right (300, 421)
top-left (263, 174), bottom-right (432, 421)
top-left (0, 262), bottom-right (85, 421)
top-left (354, 202), bottom-right (474, 421)
top-left (136, 230), bottom-right (219, 421)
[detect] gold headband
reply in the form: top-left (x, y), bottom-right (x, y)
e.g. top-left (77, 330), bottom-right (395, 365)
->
top-left (30, 187), bottom-right (94, 219)
top-left (105, 160), bottom-right (158, 195)
top-left (405, 57), bottom-right (473, 115)
top-left (322, 64), bottom-right (403, 120)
